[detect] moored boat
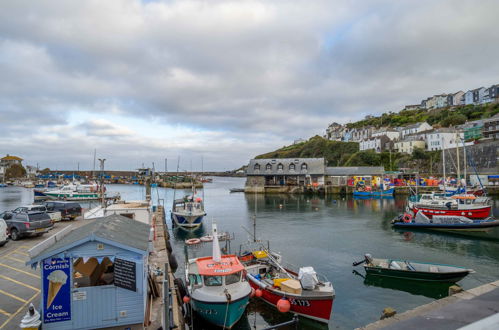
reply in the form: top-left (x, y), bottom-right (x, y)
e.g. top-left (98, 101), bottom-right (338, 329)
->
top-left (353, 254), bottom-right (474, 282)
top-left (408, 193), bottom-right (491, 219)
top-left (392, 211), bottom-right (499, 232)
top-left (171, 195), bottom-right (206, 228)
top-left (185, 224), bottom-right (251, 328)
top-left (239, 249), bottom-right (335, 323)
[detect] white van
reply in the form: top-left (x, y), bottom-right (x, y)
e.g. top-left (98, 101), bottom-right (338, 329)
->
top-left (0, 219), bottom-right (8, 247)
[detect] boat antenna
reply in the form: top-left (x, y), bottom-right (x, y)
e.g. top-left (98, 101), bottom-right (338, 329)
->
top-left (173, 156), bottom-right (180, 202)
top-left (212, 223), bottom-right (222, 262)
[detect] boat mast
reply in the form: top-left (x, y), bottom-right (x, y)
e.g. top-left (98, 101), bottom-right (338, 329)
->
top-left (253, 189), bottom-right (257, 243)
top-left (455, 130), bottom-right (460, 181)
top-left (212, 224), bottom-right (222, 262)
top-left (442, 138), bottom-right (447, 194)
top-left (463, 138), bottom-right (467, 188)
top-left (173, 157), bottom-right (180, 203)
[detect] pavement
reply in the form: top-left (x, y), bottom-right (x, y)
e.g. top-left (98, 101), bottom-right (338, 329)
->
top-left (359, 280), bottom-right (499, 330)
top-left (0, 218), bottom-right (88, 330)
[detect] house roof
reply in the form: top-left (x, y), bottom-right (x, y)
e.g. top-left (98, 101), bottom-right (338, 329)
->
top-left (1, 155), bottom-right (23, 161)
top-left (247, 158), bottom-right (325, 175)
top-left (326, 166), bottom-right (385, 176)
top-left (403, 122), bottom-right (429, 130)
top-left (29, 214), bottom-right (150, 262)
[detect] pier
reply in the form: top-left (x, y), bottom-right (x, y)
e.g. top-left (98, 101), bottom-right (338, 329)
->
top-left (358, 281), bottom-right (499, 330)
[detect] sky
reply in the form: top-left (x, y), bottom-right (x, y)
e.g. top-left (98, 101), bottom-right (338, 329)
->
top-left (1, 0), bottom-right (499, 171)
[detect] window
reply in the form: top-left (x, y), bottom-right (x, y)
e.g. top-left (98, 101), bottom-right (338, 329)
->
top-left (289, 163), bottom-right (296, 171)
top-left (277, 163), bottom-right (283, 170)
top-left (265, 163), bottom-right (272, 170)
top-left (254, 163), bottom-right (260, 170)
top-left (225, 271), bottom-right (241, 285)
top-left (188, 273), bottom-right (202, 286)
top-left (73, 257), bottom-right (114, 288)
top-left (301, 163), bottom-right (308, 170)
top-left (204, 276), bottom-right (222, 286)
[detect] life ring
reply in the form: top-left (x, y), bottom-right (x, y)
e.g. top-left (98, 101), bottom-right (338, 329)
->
top-left (403, 213), bottom-right (413, 223)
top-left (200, 235), bottom-right (213, 242)
top-left (185, 238), bottom-right (201, 245)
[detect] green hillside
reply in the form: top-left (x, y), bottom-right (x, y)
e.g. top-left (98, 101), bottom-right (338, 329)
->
top-left (255, 136), bottom-right (441, 171)
top-left (347, 103), bottom-right (499, 129)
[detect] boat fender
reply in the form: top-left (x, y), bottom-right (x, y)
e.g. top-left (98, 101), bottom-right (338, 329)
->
top-left (389, 261), bottom-right (402, 270)
top-left (403, 213), bottom-right (413, 223)
top-left (168, 253), bottom-right (178, 273)
top-left (174, 278), bottom-right (187, 300)
top-left (165, 240), bottom-right (173, 253)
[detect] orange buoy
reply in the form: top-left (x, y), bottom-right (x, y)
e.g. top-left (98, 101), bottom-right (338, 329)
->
top-left (250, 288), bottom-right (256, 298)
top-left (277, 297), bottom-right (291, 313)
top-left (255, 289), bottom-right (263, 297)
top-left (183, 296), bottom-right (190, 304)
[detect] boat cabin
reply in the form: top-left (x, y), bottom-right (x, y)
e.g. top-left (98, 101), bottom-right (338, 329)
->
top-left (187, 255), bottom-right (245, 291)
top-left (27, 214), bottom-right (151, 330)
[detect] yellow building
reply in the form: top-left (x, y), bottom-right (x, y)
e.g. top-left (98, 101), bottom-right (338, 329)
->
top-left (394, 137), bottom-right (426, 154)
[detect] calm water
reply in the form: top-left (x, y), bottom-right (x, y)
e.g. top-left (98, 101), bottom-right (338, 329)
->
top-left (1, 178), bottom-right (499, 329)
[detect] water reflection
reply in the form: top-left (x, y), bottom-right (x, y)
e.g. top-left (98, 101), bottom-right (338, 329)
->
top-left (352, 270), bottom-right (453, 300)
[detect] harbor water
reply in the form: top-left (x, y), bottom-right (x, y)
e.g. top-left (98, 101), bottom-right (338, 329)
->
top-left (1, 177), bottom-right (499, 329)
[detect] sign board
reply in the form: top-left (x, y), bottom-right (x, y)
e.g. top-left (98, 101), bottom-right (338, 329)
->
top-left (114, 258), bottom-right (136, 292)
top-left (72, 291), bottom-right (87, 301)
top-left (42, 258), bottom-right (71, 323)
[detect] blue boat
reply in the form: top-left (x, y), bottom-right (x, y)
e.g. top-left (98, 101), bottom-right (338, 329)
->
top-left (353, 188), bottom-right (394, 197)
top-left (0, 184), bottom-right (7, 188)
top-left (185, 224), bottom-right (251, 328)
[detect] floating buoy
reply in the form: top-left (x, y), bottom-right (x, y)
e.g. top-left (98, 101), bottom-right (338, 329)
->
top-left (183, 295), bottom-right (191, 304)
top-left (250, 288), bottom-right (256, 298)
top-left (185, 238), bottom-right (201, 245)
top-left (277, 297), bottom-right (291, 313)
top-left (279, 204), bottom-right (283, 209)
top-left (255, 289), bottom-right (263, 297)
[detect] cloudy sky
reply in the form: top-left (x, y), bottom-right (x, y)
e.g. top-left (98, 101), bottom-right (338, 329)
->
top-left (1, 0), bottom-right (498, 171)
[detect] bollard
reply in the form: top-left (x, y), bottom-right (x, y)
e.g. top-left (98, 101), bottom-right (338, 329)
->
top-left (380, 307), bottom-right (396, 320)
top-left (449, 285), bottom-right (463, 296)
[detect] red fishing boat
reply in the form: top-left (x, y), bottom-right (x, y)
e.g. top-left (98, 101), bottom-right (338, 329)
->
top-left (408, 194), bottom-right (491, 219)
top-left (239, 250), bottom-right (334, 323)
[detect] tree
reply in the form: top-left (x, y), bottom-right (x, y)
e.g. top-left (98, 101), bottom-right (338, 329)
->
top-left (5, 164), bottom-right (27, 179)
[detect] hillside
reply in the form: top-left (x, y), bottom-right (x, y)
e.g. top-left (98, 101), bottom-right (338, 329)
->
top-left (255, 135), bottom-right (443, 172)
top-left (347, 103), bottom-right (499, 129)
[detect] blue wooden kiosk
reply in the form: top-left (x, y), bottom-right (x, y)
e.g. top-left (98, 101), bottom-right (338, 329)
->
top-left (27, 214), bottom-right (151, 329)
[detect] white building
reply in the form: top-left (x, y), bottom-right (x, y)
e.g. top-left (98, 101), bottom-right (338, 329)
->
top-left (372, 128), bottom-right (400, 141)
top-left (401, 122), bottom-right (433, 138)
top-left (426, 129), bottom-right (466, 151)
top-left (394, 135), bottom-right (426, 154)
top-left (359, 135), bottom-right (391, 153)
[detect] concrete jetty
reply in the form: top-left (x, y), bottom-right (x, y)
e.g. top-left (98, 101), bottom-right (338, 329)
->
top-left (358, 280), bottom-right (499, 329)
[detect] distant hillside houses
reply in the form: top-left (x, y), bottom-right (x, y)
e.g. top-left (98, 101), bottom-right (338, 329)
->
top-left (324, 113), bottom-right (499, 154)
top-left (409, 83), bottom-right (499, 111)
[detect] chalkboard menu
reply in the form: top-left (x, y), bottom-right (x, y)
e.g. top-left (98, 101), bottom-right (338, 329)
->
top-left (114, 258), bottom-right (136, 292)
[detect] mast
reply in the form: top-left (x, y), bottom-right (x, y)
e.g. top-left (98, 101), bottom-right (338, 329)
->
top-left (442, 138), bottom-right (447, 194)
top-left (253, 189), bottom-right (257, 242)
top-left (212, 224), bottom-right (222, 262)
top-left (455, 131), bottom-right (460, 181)
top-left (463, 139), bottom-right (467, 188)
top-left (92, 149), bottom-right (96, 179)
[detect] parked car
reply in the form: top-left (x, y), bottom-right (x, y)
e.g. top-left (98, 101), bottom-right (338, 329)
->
top-left (44, 201), bottom-right (82, 220)
top-left (12, 204), bottom-right (62, 223)
top-left (1, 211), bottom-right (53, 241)
top-left (0, 218), bottom-right (8, 247)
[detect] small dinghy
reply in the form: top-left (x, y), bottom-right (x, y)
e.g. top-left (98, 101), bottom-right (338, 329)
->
top-left (353, 254), bottom-right (474, 282)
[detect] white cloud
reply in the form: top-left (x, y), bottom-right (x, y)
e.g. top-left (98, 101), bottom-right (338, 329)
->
top-left (0, 0), bottom-right (498, 169)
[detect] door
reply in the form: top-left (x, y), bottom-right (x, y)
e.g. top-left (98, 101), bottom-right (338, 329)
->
top-left (72, 286), bottom-right (117, 329)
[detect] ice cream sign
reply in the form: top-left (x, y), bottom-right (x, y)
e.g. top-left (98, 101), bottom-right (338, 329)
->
top-left (42, 258), bottom-right (71, 323)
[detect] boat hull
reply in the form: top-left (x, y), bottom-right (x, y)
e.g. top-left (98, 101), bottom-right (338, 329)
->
top-left (191, 295), bottom-right (249, 329)
top-left (247, 276), bottom-right (333, 323)
top-left (171, 212), bottom-right (204, 228)
top-left (412, 206), bottom-right (491, 219)
top-left (364, 266), bottom-right (471, 282)
top-left (393, 220), bottom-right (499, 232)
top-left (353, 188), bottom-right (394, 197)
top-left (42, 192), bottom-right (101, 200)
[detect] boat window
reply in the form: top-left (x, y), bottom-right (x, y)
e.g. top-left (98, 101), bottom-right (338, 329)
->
top-left (225, 271), bottom-right (241, 285)
top-left (188, 274), bottom-right (202, 286)
top-left (204, 276), bottom-right (222, 286)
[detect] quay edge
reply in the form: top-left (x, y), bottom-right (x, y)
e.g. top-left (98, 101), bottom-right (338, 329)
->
top-left (356, 280), bottom-right (499, 330)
